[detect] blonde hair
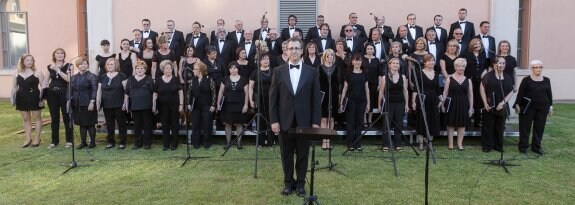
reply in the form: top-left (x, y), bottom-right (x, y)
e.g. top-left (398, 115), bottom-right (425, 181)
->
top-left (75, 56), bottom-right (89, 67)
top-left (105, 58), bottom-right (119, 72)
top-left (135, 60), bottom-right (148, 71)
top-left (194, 61), bottom-right (208, 76)
top-left (159, 60), bottom-right (173, 72)
top-left (454, 58), bottom-right (467, 68)
top-left (18, 54), bottom-right (36, 72)
top-left (321, 49), bottom-right (335, 65)
top-left (415, 37), bottom-right (428, 51)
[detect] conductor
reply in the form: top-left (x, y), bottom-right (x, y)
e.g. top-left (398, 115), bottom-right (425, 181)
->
top-left (269, 37), bottom-right (322, 196)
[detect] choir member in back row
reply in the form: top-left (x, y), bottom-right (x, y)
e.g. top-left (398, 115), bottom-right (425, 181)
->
top-left (186, 21), bottom-right (210, 60)
top-left (95, 40), bottom-right (116, 76)
top-left (97, 58), bottom-right (127, 149)
top-left (46, 48), bottom-right (72, 148)
top-left (318, 49), bottom-right (341, 149)
top-left (378, 58), bottom-right (409, 152)
top-left (217, 62), bottom-right (249, 149)
top-left (138, 38), bottom-right (155, 76)
top-left (281, 15), bottom-right (303, 41)
top-left (340, 54), bottom-right (370, 151)
top-left (125, 61), bottom-right (154, 150)
top-left (71, 56), bottom-right (98, 149)
top-left (211, 27), bottom-right (236, 69)
top-left (303, 42), bottom-right (321, 68)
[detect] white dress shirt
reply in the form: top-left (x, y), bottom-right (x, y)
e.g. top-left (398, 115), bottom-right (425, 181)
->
top-left (289, 61), bottom-right (302, 94)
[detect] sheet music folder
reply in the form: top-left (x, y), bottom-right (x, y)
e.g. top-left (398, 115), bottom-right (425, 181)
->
top-left (288, 128), bottom-right (339, 140)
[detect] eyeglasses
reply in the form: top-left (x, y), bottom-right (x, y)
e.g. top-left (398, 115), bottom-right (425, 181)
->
top-left (288, 47), bottom-right (301, 51)
top-left (532, 66), bottom-right (543, 69)
top-left (345, 30), bottom-right (353, 32)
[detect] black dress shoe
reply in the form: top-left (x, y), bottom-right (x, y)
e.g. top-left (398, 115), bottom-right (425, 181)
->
top-left (281, 186), bottom-right (293, 195)
top-left (144, 145), bottom-right (151, 150)
top-left (532, 149), bottom-right (545, 155)
top-left (171, 146), bottom-right (177, 150)
top-left (77, 144), bottom-right (87, 149)
top-left (163, 147), bottom-right (169, 151)
top-left (519, 149), bottom-right (527, 154)
top-left (296, 187), bottom-right (306, 197)
top-left (482, 149), bottom-right (491, 153)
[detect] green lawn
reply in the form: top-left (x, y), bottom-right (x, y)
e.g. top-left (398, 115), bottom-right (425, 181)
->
top-left (1, 101), bottom-right (574, 205)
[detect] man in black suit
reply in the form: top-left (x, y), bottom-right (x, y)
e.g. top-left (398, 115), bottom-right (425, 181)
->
top-left (227, 20), bottom-right (244, 45)
top-left (342, 25), bottom-right (363, 54)
top-left (254, 18), bottom-right (270, 41)
top-left (129, 29), bottom-right (143, 53)
top-left (452, 28), bottom-right (468, 55)
top-left (166, 20), bottom-right (186, 61)
top-left (186, 22), bottom-right (210, 60)
top-left (305, 15), bottom-right (332, 43)
top-left (339, 12), bottom-right (368, 44)
top-left (368, 27), bottom-right (387, 64)
top-left (395, 25), bottom-right (414, 55)
top-left (141, 19), bottom-right (158, 48)
top-left (210, 19), bottom-right (225, 43)
top-left (429, 15), bottom-right (448, 49)
top-left (475, 21), bottom-right (496, 62)
top-left (241, 29), bottom-right (257, 75)
top-left (373, 16), bottom-right (394, 51)
top-left (281, 15), bottom-right (303, 41)
top-left (211, 26), bottom-right (236, 68)
top-left (313, 23), bottom-right (335, 55)
top-left (425, 28), bottom-right (444, 71)
top-left (267, 29), bottom-right (283, 57)
top-left (397, 13), bottom-right (424, 43)
top-left (269, 37), bottom-right (321, 197)
top-left (448, 8), bottom-right (475, 46)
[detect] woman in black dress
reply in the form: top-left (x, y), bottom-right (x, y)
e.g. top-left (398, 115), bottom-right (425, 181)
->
top-left (363, 43), bottom-right (383, 126)
top-left (151, 35), bottom-right (178, 80)
top-left (411, 54), bottom-right (442, 150)
top-left (249, 54), bottom-right (274, 147)
top-left (189, 61), bottom-right (217, 149)
top-left (95, 39), bottom-right (116, 76)
top-left (303, 42), bottom-right (321, 68)
top-left (235, 47), bottom-right (251, 80)
top-left (340, 54), bottom-right (370, 151)
top-left (217, 62), bottom-right (249, 149)
top-left (179, 46), bottom-right (199, 127)
top-left (466, 38), bottom-right (489, 127)
top-left (387, 41), bottom-right (408, 76)
top-left (12, 54), bottom-right (45, 147)
top-left (138, 38), bottom-right (155, 76)
top-left (514, 60), bottom-right (552, 155)
top-left (153, 60), bottom-right (183, 151)
top-left (378, 58), bottom-right (409, 151)
top-left (480, 57), bottom-right (514, 153)
top-left (273, 41), bottom-right (289, 68)
top-left (318, 49), bottom-right (341, 149)
top-left (125, 61), bottom-right (155, 150)
top-left (203, 46), bottom-right (225, 93)
top-left (497, 40), bottom-right (518, 86)
top-left (117, 39), bottom-right (137, 76)
top-left (46, 48), bottom-right (73, 148)
top-left (440, 39), bottom-right (461, 77)
top-left (71, 57), bottom-right (98, 149)
top-left (408, 37), bottom-right (429, 89)
top-left (97, 58), bottom-right (128, 149)
top-left (335, 38), bottom-right (351, 68)
top-left (441, 58), bottom-right (473, 150)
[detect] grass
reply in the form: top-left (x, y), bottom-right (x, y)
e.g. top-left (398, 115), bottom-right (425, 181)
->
top-left (1, 101), bottom-right (574, 204)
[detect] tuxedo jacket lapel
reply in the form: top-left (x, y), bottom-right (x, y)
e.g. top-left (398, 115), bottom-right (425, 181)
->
top-left (295, 67), bottom-right (310, 95)
top-left (281, 67), bottom-right (295, 95)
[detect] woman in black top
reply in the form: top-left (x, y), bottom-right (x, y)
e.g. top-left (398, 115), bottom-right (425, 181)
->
top-left (303, 42), bottom-right (321, 68)
top-left (138, 38), bottom-right (155, 76)
top-left (340, 54), bottom-right (370, 151)
top-left (12, 54), bottom-right (45, 147)
top-left (440, 39), bottom-right (461, 77)
top-left (97, 58), bottom-right (128, 149)
top-left (179, 46), bottom-right (199, 127)
top-left (411, 54), bottom-right (442, 150)
top-left (249, 54), bottom-right (274, 147)
top-left (95, 39), bottom-right (116, 76)
top-left (466, 38), bottom-right (489, 127)
top-left (203, 46), bottom-right (225, 93)
top-left (45, 48), bottom-right (73, 148)
top-left (273, 41), bottom-right (289, 68)
top-left (153, 60), bottom-right (183, 151)
top-left (378, 58), bottom-right (409, 151)
top-left (514, 60), bottom-right (553, 155)
top-left (217, 62), bottom-right (249, 149)
top-left (151, 35), bottom-right (178, 80)
top-left (71, 56), bottom-right (98, 149)
top-left (441, 58), bottom-right (473, 150)
top-left (480, 57), bottom-right (514, 153)
top-left (125, 61), bottom-right (155, 150)
top-left (387, 41), bottom-right (408, 77)
top-left (335, 38), bottom-right (351, 68)
top-left (117, 39), bottom-right (137, 76)
top-left (189, 61), bottom-right (216, 149)
top-left (497, 40), bottom-right (518, 86)
top-left (363, 43), bottom-right (383, 126)
top-left (235, 47), bottom-right (251, 80)
top-left (318, 49), bottom-right (341, 149)
top-left (408, 37), bottom-right (429, 87)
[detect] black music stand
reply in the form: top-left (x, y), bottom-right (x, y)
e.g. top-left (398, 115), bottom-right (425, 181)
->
top-left (289, 128), bottom-right (338, 205)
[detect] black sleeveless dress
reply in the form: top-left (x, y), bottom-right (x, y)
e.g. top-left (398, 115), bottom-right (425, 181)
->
top-left (119, 52), bottom-right (134, 76)
top-left (15, 74), bottom-right (42, 111)
top-left (445, 76), bottom-right (471, 127)
top-left (412, 69), bottom-right (441, 136)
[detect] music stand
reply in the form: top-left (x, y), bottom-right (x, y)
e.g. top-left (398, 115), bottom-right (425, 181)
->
top-left (289, 127), bottom-right (338, 205)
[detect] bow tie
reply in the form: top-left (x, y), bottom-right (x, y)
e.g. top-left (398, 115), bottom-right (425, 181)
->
top-left (429, 42), bottom-right (435, 45)
top-left (435, 26), bottom-right (441, 29)
top-left (144, 30), bottom-right (149, 33)
top-left (245, 42), bottom-right (251, 45)
top-left (482, 35), bottom-right (488, 38)
top-left (290, 64), bottom-right (300, 69)
top-left (459, 21), bottom-right (466, 24)
top-left (236, 31), bottom-right (242, 33)
top-left (403, 38), bottom-right (408, 41)
top-left (346, 38), bottom-right (352, 41)
top-left (134, 42), bottom-right (140, 44)
top-left (374, 42), bottom-right (380, 45)
top-left (409, 26), bottom-right (415, 29)
top-left (219, 40), bottom-right (225, 42)
top-left (289, 27), bottom-right (295, 30)
top-left (321, 38), bottom-right (327, 40)
top-left (262, 28), bottom-right (268, 32)
top-left (193, 36), bottom-right (199, 39)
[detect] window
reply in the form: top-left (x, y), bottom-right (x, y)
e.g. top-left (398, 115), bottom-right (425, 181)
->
top-left (1, 0), bottom-right (28, 70)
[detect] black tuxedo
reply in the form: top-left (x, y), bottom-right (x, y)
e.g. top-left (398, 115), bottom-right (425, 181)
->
top-left (267, 38), bottom-right (283, 57)
top-left (240, 40), bottom-right (258, 76)
top-left (398, 24), bottom-right (424, 42)
top-left (210, 39), bottom-right (236, 69)
top-left (313, 37), bottom-right (335, 55)
top-left (449, 21), bottom-right (475, 45)
top-left (343, 37), bottom-right (363, 54)
top-left (395, 36), bottom-right (415, 55)
top-left (372, 25), bottom-right (394, 50)
top-left (210, 30), bottom-right (223, 43)
top-left (227, 30), bottom-right (245, 45)
top-left (185, 33), bottom-right (210, 60)
top-left (340, 24), bottom-right (368, 43)
top-left (426, 40), bottom-right (445, 71)
top-left (305, 26), bottom-right (332, 43)
top-left (253, 28), bottom-right (270, 41)
top-left (281, 27), bottom-right (303, 41)
top-left (269, 62), bottom-right (321, 189)
top-left (169, 30), bottom-right (186, 59)
top-left (369, 41), bottom-right (388, 61)
top-left (129, 39), bottom-right (144, 53)
top-left (475, 34), bottom-right (496, 61)
top-left (428, 25), bottom-right (448, 48)
top-left (142, 30), bottom-right (158, 48)
top-left (458, 40), bottom-right (469, 56)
